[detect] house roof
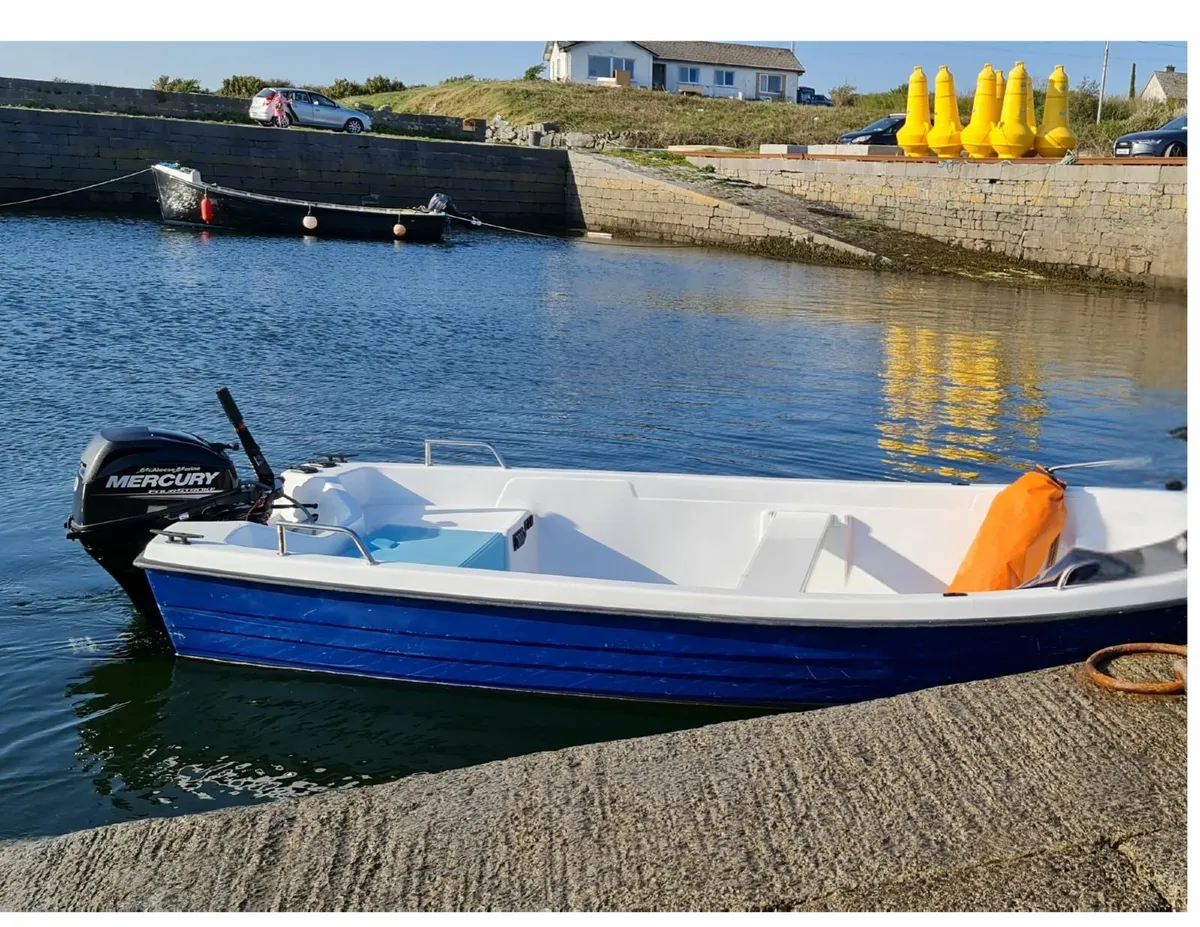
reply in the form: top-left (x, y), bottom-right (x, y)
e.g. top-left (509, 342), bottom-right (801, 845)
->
top-left (1146, 68), bottom-right (1187, 100)
top-left (544, 41), bottom-right (804, 73)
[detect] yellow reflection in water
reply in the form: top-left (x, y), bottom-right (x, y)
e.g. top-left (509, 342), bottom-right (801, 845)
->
top-left (877, 323), bottom-right (1047, 480)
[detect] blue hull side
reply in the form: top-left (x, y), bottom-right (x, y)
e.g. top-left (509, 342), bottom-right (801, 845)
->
top-left (145, 570), bottom-right (1187, 706)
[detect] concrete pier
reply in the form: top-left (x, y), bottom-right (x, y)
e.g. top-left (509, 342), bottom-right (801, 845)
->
top-left (0, 656), bottom-right (1185, 912)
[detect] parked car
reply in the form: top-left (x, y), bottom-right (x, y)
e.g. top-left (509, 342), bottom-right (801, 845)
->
top-left (249, 88), bottom-right (373, 134)
top-left (837, 113), bottom-right (907, 146)
top-left (797, 86), bottom-right (834, 107)
top-left (1112, 115), bottom-right (1186, 158)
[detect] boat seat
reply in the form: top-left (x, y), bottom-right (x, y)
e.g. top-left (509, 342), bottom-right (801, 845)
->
top-left (739, 511), bottom-right (834, 596)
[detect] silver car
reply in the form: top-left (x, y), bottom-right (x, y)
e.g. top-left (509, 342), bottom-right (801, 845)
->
top-left (249, 87), bottom-right (373, 134)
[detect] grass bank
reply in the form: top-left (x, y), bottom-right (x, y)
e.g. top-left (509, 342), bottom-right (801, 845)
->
top-left (347, 78), bottom-right (1185, 155)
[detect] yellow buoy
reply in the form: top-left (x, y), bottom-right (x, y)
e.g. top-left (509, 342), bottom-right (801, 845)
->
top-left (989, 61), bottom-right (1035, 159)
top-left (302, 214), bottom-right (318, 230)
top-left (960, 63), bottom-right (997, 158)
top-left (1025, 74), bottom-right (1038, 141)
top-left (896, 66), bottom-right (932, 157)
top-left (393, 223), bottom-right (407, 238)
top-left (1035, 65), bottom-right (1076, 158)
top-left (927, 65), bottom-right (964, 159)
top-left (994, 69), bottom-right (1005, 124)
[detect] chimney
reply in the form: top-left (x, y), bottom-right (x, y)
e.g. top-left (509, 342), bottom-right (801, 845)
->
top-left (1165, 65), bottom-right (1176, 72)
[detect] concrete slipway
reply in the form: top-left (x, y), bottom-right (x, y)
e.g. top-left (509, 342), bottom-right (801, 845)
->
top-left (0, 655), bottom-right (1186, 912)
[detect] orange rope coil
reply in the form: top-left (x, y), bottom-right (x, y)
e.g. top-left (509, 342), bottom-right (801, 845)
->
top-left (1082, 643), bottom-right (1187, 695)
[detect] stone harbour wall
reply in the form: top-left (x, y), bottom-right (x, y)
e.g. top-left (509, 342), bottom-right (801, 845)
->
top-left (0, 76), bottom-right (250, 120)
top-left (565, 152), bottom-right (877, 262)
top-left (686, 155), bottom-right (1187, 288)
top-left (0, 108), bottom-right (569, 229)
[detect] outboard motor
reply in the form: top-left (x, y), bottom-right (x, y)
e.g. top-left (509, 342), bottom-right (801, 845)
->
top-left (426, 192), bottom-right (453, 214)
top-left (66, 390), bottom-right (274, 620)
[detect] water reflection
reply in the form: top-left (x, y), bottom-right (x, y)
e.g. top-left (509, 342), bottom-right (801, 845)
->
top-left (860, 277), bottom-right (1183, 479)
top-left (66, 623), bottom-right (763, 821)
top-left (877, 324), bottom-right (1047, 480)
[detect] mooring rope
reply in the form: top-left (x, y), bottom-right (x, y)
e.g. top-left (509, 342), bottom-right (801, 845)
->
top-left (447, 213), bottom-right (559, 239)
top-left (1081, 642), bottom-right (1187, 695)
top-left (0, 168), bottom-right (154, 209)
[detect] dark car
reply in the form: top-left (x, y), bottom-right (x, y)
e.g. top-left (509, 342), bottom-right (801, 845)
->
top-left (1113, 114), bottom-right (1186, 158)
top-left (837, 113), bottom-right (907, 146)
top-left (798, 87), bottom-right (834, 107)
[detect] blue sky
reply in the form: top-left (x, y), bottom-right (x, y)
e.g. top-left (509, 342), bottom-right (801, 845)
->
top-left (0, 41), bottom-right (1186, 95)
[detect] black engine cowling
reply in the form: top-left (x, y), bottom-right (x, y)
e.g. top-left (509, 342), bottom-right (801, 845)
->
top-left (66, 426), bottom-right (259, 620)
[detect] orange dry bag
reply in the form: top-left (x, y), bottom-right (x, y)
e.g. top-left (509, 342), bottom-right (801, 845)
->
top-left (945, 466), bottom-right (1067, 594)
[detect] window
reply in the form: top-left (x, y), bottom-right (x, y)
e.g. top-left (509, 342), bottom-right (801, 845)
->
top-left (311, 93), bottom-right (336, 107)
top-left (758, 74), bottom-right (783, 95)
top-left (678, 66), bottom-right (701, 84)
top-left (714, 70), bottom-right (735, 87)
top-left (862, 116), bottom-right (901, 133)
top-left (588, 55), bottom-right (635, 79)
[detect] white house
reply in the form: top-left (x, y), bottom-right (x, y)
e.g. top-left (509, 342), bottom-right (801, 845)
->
top-left (1140, 65), bottom-right (1187, 103)
top-left (542, 41), bottom-right (805, 102)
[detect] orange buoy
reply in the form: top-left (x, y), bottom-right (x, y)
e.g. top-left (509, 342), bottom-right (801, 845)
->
top-left (302, 215), bottom-right (318, 230)
top-left (199, 195), bottom-right (213, 223)
top-left (393, 223), bottom-right (407, 238)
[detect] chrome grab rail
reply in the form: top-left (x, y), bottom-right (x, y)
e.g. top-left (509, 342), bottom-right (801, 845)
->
top-left (276, 522), bottom-right (376, 564)
top-left (423, 439), bottom-right (508, 469)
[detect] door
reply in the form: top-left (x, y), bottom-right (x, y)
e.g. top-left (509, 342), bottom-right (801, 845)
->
top-left (309, 93), bottom-right (342, 128)
top-left (284, 90), bottom-right (313, 125)
top-left (652, 62), bottom-right (666, 91)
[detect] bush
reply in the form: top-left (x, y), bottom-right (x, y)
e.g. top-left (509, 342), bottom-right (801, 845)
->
top-left (523, 64), bottom-right (546, 81)
top-left (364, 75), bottom-right (405, 95)
top-left (219, 75), bottom-right (293, 98)
top-left (325, 77), bottom-right (367, 99)
top-left (829, 84), bottom-right (857, 107)
top-left (442, 74), bottom-right (476, 84)
top-left (153, 75), bottom-right (203, 93)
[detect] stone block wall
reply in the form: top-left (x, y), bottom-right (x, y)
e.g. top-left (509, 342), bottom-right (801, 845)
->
top-left (686, 155), bottom-right (1187, 287)
top-left (0, 76), bottom-right (250, 120)
top-left (0, 108), bottom-right (569, 229)
top-left (367, 109), bottom-right (486, 142)
top-left (489, 118), bottom-right (636, 150)
top-left (565, 153), bottom-right (875, 261)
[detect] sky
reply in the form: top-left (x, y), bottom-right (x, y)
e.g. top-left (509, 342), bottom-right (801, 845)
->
top-left (0, 41), bottom-right (1186, 97)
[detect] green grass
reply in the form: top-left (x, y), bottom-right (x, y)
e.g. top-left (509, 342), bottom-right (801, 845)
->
top-left (345, 78), bottom-right (1185, 155)
top-left (345, 80), bottom-right (895, 149)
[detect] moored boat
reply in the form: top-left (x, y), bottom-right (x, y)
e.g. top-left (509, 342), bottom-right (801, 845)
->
top-left (66, 390), bottom-right (1187, 707)
top-left (150, 162), bottom-right (449, 242)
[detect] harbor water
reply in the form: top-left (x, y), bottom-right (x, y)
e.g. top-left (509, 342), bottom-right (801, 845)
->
top-left (0, 214), bottom-right (1186, 842)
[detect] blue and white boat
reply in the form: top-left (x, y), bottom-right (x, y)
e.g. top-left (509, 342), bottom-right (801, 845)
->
top-left (67, 390), bottom-right (1187, 707)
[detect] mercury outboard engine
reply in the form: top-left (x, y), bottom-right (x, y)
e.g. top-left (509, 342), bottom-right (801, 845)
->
top-left (65, 388), bottom-right (274, 620)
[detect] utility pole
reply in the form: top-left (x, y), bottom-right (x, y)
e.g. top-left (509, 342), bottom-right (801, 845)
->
top-left (1096, 41), bottom-right (1110, 124)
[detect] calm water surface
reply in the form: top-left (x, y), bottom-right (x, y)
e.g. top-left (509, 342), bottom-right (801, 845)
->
top-left (0, 214), bottom-right (1186, 841)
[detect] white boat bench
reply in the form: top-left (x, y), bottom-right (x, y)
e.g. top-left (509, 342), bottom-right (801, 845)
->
top-left (738, 511), bottom-right (835, 596)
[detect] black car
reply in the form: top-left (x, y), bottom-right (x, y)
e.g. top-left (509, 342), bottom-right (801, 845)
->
top-left (837, 113), bottom-right (907, 146)
top-left (798, 87), bottom-right (834, 107)
top-left (1113, 114), bottom-right (1186, 158)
